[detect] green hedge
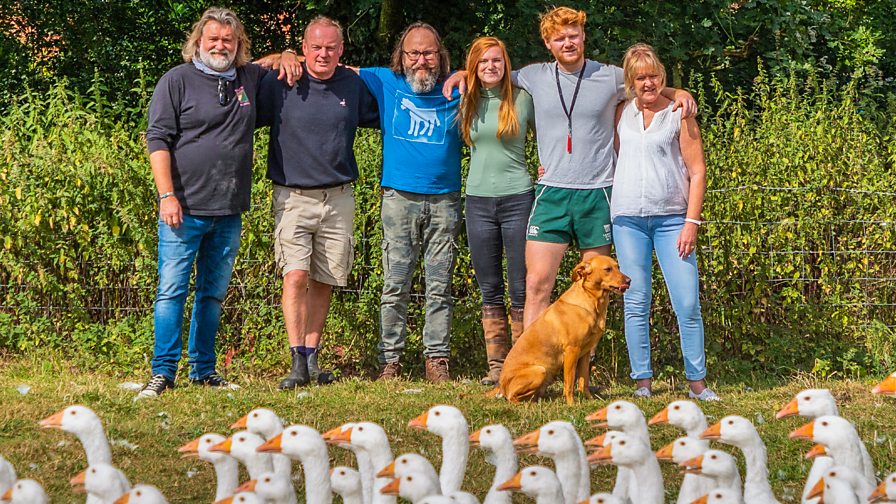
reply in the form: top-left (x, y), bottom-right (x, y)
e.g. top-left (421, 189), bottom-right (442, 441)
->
top-left (1, 71), bottom-right (895, 381)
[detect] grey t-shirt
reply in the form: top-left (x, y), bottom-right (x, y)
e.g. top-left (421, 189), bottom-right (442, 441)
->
top-left (516, 59), bottom-right (625, 189)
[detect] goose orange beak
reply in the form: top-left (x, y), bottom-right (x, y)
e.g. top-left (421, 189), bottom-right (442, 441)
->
top-left (39, 410), bottom-right (65, 429)
top-left (869, 481), bottom-right (889, 503)
top-left (700, 422), bottom-right (722, 440)
top-left (231, 414), bottom-right (249, 429)
top-left (789, 421), bottom-right (815, 441)
top-left (70, 470), bottom-right (87, 491)
top-left (872, 374), bottom-right (896, 396)
top-left (805, 444), bottom-right (827, 459)
top-left (213, 498), bottom-right (234, 504)
top-left (584, 433), bottom-right (605, 448)
top-left (323, 426), bottom-right (352, 444)
top-left (178, 437), bottom-right (201, 458)
top-left (469, 429), bottom-right (481, 446)
top-left (680, 455), bottom-right (704, 474)
top-left (655, 442), bottom-right (675, 461)
top-left (113, 493), bottom-right (131, 504)
top-left (209, 437), bottom-right (233, 453)
top-left (235, 480), bottom-right (257, 493)
top-left (376, 461), bottom-right (396, 478)
top-left (513, 429), bottom-right (540, 454)
top-left (648, 407), bottom-right (669, 426)
top-left (689, 495), bottom-right (709, 504)
top-left (586, 407), bottom-right (609, 428)
top-left (257, 433), bottom-right (282, 453)
top-left (806, 477), bottom-right (825, 500)
top-left (408, 411), bottom-right (428, 430)
top-left (776, 398), bottom-right (800, 419)
top-left (496, 472), bottom-right (522, 492)
top-left (380, 477), bottom-right (400, 495)
top-left (587, 445), bottom-right (613, 466)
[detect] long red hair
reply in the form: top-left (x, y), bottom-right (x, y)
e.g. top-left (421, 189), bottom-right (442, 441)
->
top-left (459, 37), bottom-right (519, 146)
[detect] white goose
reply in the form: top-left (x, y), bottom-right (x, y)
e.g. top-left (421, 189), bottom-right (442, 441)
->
top-left (649, 400), bottom-right (710, 441)
top-left (213, 492), bottom-right (262, 504)
top-left (409, 405), bottom-right (469, 495)
top-left (702, 416), bottom-right (779, 504)
top-left (235, 472), bottom-right (297, 504)
top-left (0, 456), bottom-right (16, 497)
top-left (470, 424), bottom-right (517, 504)
top-left (587, 401), bottom-right (650, 503)
top-left (655, 437), bottom-right (714, 504)
top-left (578, 494), bottom-right (623, 504)
top-left (806, 474), bottom-right (859, 504)
top-left (1, 479), bottom-right (48, 504)
top-left (869, 472), bottom-right (896, 503)
top-left (691, 489), bottom-right (741, 504)
top-left (257, 424), bottom-right (331, 504)
top-left (377, 453), bottom-right (440, 488)
top-left (789, 416), bottom-right (875, 489)
top-left (324, 422), bottom-right (395, 504)
top-left (178, 433), bottom-right (239, 502)
top-left (514, 421), bottom-right (589, 504)
top-left (71, 463), bottom-right (131, 504)
top-left (323, 423), bottom-right (374, 504)
top-left (40, 405), bottom-right (112, 465)
top-left (210, 431), bottom-right (273, 479)
top-left (776, 389), bottom-right (838, 504)
top-left (811, 465), bottom-right (872, 502)
top-left (233, 408), bottom-right (292, 478)
top-left (330, 466), bottom-right (363, 504)
top-left (497, 466), bottom-right (564, 504)
top-left (380, 473), bottom-right (441, 503)
top-left (113, 485), bottom-right (168, 504)
top-left (680, 450), bottom-right (743, 499)
top-left (588, 433), bottom-right (664, 504)
top-left (449, 492), bottom-right (480, 504)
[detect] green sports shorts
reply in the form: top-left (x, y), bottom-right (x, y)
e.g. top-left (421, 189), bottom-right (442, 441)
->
top-left (526, 184), bottom-right (613, 249)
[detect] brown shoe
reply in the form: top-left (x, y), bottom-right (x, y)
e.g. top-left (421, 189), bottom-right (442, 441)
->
top-left (377, 361), bottom-right (402, 380)
top-left (509, 307), bottom-right (525, 345)
top-left (481, 305), bottom-right (509, 386)
top-left (425, 357), bottom-right (451, 383)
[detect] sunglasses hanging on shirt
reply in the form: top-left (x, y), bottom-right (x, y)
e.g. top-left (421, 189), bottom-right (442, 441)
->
top-left (217, 78), bottom-right (232, 106)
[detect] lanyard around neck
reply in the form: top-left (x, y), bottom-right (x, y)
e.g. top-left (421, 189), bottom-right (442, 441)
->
top-left (555, 61), bottom-right (586, 154)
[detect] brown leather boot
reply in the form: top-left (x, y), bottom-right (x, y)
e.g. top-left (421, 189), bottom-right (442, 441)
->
top-left (509, 307), bottom-right (525, 345)
top-left (377, 361), bottom-right (402, 380)
top-left (481, 305), bottom-right (509, 386)
top-left (424, 357), bottom-right (451, 383)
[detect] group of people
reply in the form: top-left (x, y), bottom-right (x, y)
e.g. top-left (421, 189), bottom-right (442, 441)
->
top-left (137, 5), bottom-right (719, 402)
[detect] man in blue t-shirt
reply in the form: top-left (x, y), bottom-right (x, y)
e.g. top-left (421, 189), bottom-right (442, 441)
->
top-left (357, 22), bottom-right (462, 382)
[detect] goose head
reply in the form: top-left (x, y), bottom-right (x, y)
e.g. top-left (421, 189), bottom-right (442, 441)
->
top-left (776, 389), bottom-right (837, 419)
top-left (806, 470), bottom-right (861, 504)
top-left (377, 453), bottom-right (438, 480)
top-left (655, 436), bottom-right (706, 464)
top-left (788, 415), bottom-right (856, 447)
top-left (497, 466), bottom-right (563, 500)
top-left (178, 433), bottom-right (229, 463)
top-left (680, 449), bottom-right (738, 479)
top-left (514, 421), bottom-right (579, 456)
top-left (330, 466), bottom-right (362, 499)
top-left (470, 424), bottom-right (512, 451)
top-left (689, 488), bottom-right (740, 503)
top-left (869, 472), bottom-right (896, 502)
top-left (232, 408), bottom-right (284, 440)
top-left (584, 430), bottom-right (623, 450)
top-left (586, 400), bottom-right (645, 430)
top-left (39, 405), bottom-right (103, 434)
top-left (649, 400), bottom-right (705, 432)
top-left (379, 473), bottom-right (440, 502)
top-left (213, 492), bottom-right (262, 504)
top-left (323, 422), bottom-right (389, 453)
top-left (586, 432), bottom-right (650, 468)
top-left (1, 479), bottom-right (48, 504)
top-left (210, 431), bottom-right (266, 462)
top-left (256, 424), bottom-right (325, 460)
top-left (70, 463), bottom-right (130, 499)
top-left (448, 492), bottom-right (479, 504)
top-left (701, 415), bottom-right (759, 448)
top-left (577, 493), bottom-right (623, 504)
top-left (409, 405), bottom-right (469, 439)
top-left (235, 472), bottom-right (293, 502)
top-left (872, 371), bottom-right (896, 396)
top-left (113, 485), bottom-right (168, 504)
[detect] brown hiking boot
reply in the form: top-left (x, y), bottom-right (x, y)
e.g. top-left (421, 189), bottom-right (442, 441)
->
top-left (425, 357), bottom-right (451, 383)
top-left (481, 305), bottom-right (509, 386)
top-left (377, 361), bottom-right (402, 380)
top-left (509, 307), bottom-right (525, 344)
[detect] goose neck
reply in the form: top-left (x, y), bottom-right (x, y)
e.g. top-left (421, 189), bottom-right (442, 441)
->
top-left (212, 457), bottom-right (240, 501)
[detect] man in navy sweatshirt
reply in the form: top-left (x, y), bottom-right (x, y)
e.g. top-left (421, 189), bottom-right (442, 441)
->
top-left (256, 16), bottom-right (379, 389)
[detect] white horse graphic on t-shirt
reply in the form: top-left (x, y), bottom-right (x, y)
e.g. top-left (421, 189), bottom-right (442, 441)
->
top-left (400, 98), bottom-right (440, 136)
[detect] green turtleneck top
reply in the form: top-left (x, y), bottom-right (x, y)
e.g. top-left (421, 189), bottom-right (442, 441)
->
top-left (466, 87), bottom-right (535, 197)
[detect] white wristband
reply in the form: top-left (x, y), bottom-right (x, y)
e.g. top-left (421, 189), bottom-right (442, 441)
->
top-left (684, 218), bottom-right (702, 226)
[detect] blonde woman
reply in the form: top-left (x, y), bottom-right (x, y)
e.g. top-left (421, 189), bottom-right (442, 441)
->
top-left (611, 44), bottom-right (717, 400)
top-left (458, 37), bottom-right (535, 385)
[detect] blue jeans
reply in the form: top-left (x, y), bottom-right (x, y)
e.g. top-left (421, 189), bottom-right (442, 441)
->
top-left (612, 214), bottom-right (706, 381)
top-left (465, 191), bottom-right (533, 309)
top-left (151, 214), bottom-right (242, 380)
top-left (379, 188), bottom-right (461, 363)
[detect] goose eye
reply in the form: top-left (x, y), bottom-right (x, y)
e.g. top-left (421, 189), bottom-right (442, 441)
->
top-left (830, 471), bottom-right (837, 477)
top-left (710, 454), bottom-right (717, 459)
top-left (673, 405), bottom-right (680, 410)
top-left (821, 421), bottom-right (828, 426)
top-left (253, 413), bottom-right (258, 417)
top-left (238, 436), bottom-right (245, 442)
top-left (71, 411), bottom-right (77, 415)
top-left (615, 405), bottom-right (621, 410)
top-left (358, 426), bottom-right (364, 431)
top-left (91, 468), bottom-right (96, 473)
top-left (678, 441), bottom-right (685, 446)
top-left (727, 420), bottom-right (733, 425)
top-left (548, 429), bottom-right (555, 435)
top-left (529, 470), bottom-right (536, 476)
top-left (136, 491), bottom-right (143, 497)
top-left (485, 428), bottom-right (491, 434)
top-left (265, 477), bottom-right (271, 482)
top-left (291, 431), bottom-right (297, 436)
top-left (407, 476), bottom-right (413, 481)
top-left (620, 440), bottom-right (626, 445)
top-left (804, 397), bottom-right (811, 401)
top-left (434, 411), bottom-right (441, 416)
top-left (401, 459), bottom-right (407, 465)
top-left (340, 470), bottom-right (346, 475)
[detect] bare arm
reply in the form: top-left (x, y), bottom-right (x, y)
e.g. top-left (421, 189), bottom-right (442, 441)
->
top-left (254, 51), bottom-right (303, 85)
top-left (613, 101), bottom-right (626, 155)
top-left (660, 86), bottom-right (697, 118)
top-left (150, 149), bottom-right (182, 229)
top-left (442, 70), bottom-right (467, 99)
top-left (676, 114), bottom-right (707, 258)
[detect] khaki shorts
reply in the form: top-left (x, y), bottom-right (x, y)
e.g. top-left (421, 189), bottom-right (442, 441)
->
top-left (273, 184), bottom-right (355, 286)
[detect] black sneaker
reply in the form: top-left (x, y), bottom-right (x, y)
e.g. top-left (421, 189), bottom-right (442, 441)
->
top-left (190, 371), bottom-right (240, 390)
top-left (135, 374), bottom-right (175, 400)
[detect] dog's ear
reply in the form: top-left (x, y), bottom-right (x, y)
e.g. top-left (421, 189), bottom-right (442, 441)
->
top-left (572, 262), bottom-right (591, 282)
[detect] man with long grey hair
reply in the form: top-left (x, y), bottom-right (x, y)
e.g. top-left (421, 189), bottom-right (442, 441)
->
top-left (138, 7), bottom-right (296, 398)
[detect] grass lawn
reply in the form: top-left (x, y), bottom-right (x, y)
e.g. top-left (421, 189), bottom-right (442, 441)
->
top-left (1, 354), bottom-right (895, 503)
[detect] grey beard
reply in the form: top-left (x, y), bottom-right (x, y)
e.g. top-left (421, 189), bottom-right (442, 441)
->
top-left (404, 66), bottom-right (439, 94)
top-left (198, 47), bottom-right (235, 72)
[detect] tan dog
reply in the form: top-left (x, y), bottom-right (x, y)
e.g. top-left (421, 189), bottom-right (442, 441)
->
top-left (492, 255), bottom-right (630, 404)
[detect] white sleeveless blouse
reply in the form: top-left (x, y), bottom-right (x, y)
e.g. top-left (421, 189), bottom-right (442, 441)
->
top-left (610, 99), bottom-right (689, 219)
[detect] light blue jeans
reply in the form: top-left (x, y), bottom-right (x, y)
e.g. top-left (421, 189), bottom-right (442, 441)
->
top-left (151, 214), bottom-right (241, 380)
top-left (612, 214), bottom-right (706, 381)
top-left (379, 188), bottom-right (461, 363)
